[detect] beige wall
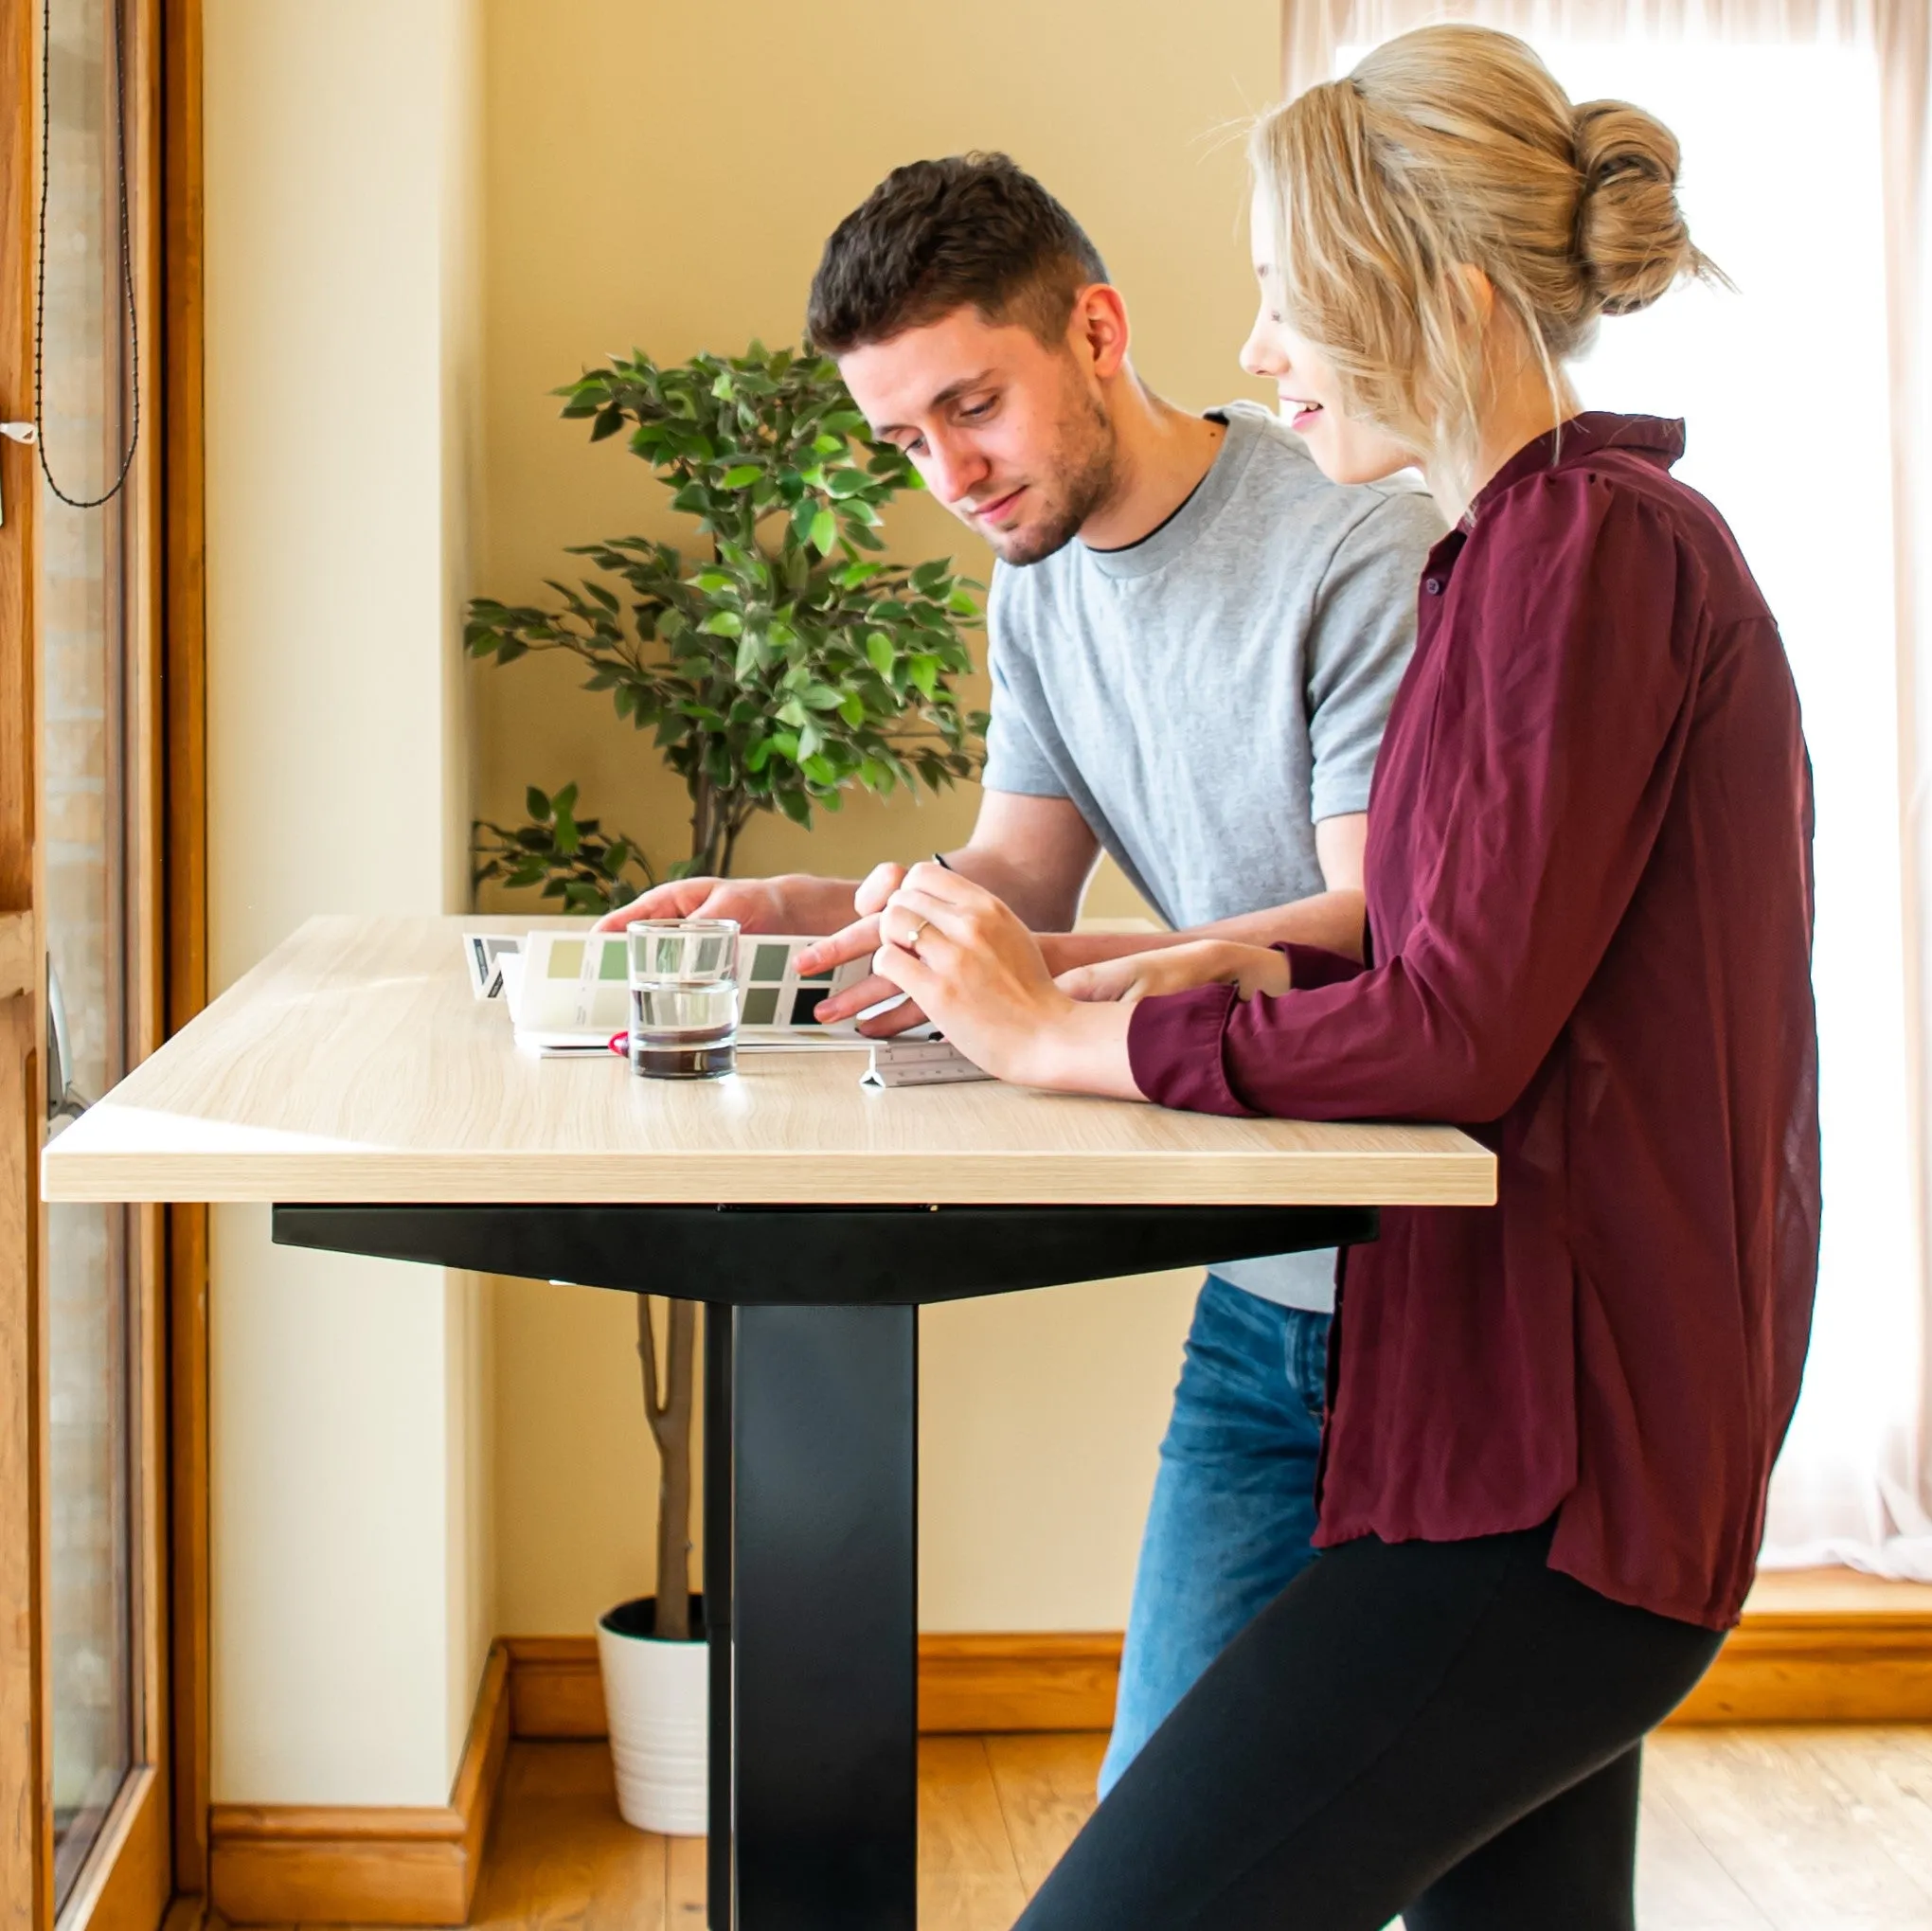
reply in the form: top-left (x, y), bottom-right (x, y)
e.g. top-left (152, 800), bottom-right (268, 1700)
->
top-left (480, 0), bottom-right (1279, 1636)
top-left (204, 0), bottom-right (492, 1804)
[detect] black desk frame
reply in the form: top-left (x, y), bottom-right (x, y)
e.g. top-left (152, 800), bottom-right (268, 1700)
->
top-left (276, 1203), bottom-right (1375, 1931)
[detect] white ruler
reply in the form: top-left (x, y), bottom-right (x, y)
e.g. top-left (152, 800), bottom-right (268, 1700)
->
top-left (861, 1037), bottom-right (992, 1088)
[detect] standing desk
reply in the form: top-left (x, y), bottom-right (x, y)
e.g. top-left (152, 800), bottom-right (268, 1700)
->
top-left (42, 915), bottom-right (1495, 1930)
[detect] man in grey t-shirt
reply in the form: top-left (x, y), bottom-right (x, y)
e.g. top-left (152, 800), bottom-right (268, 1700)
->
top-left (602, 155), bottom-right (1444, 1790)
top-left (982, 396), bottom-right (1432, 1314)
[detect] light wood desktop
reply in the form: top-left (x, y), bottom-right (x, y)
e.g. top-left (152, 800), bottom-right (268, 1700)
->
top-left (42, 914), bottom-right (1495, 1931)
top-left (43, 915), bottom-right (1493, 1207)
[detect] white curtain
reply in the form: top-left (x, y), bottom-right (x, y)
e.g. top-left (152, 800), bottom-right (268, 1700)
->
top-left (1282, 0), bottom-right (1932, 1576)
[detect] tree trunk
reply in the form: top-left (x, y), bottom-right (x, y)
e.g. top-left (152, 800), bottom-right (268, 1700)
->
top-left (637, 1294), bottom-right (698, 1641)
top-left (689, 774), bottom-right (728, 878)
top-left (718, 805), bottom-right (749, 881)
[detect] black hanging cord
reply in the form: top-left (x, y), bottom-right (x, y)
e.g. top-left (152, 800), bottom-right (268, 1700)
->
top-left (35, 0), bottom-right (139, 510)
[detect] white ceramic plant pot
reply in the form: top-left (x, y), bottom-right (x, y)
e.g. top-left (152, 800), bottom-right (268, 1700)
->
top-left (598, 1597), bottom-right (708, 1835)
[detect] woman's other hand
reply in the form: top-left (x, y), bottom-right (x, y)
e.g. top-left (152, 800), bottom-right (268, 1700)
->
top-left (1058, 940), bottom-right (1292, 1005)
top-left (871, 864), bottom-right (1144, 1099)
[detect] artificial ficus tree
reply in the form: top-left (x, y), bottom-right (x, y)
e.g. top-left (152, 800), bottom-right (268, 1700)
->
top-left (467, 343), bottom-right (986, 1644)
top-left (466, 341), bottom-right (986, 881)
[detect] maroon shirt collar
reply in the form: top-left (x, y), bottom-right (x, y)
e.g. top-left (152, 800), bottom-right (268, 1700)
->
top-left (1465, 412), bottom-right (1688, 527)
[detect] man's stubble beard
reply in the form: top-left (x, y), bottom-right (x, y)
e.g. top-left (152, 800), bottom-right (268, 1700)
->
top-left (992, 381), bottom-right (1118, 568)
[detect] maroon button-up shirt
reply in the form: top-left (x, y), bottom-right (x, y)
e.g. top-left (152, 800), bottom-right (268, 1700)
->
top-left (1129, 415), bottom-right (1820, 1629)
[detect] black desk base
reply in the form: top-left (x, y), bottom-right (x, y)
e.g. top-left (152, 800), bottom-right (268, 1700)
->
top-left (276, 1204), bottom-right (1375, 1929)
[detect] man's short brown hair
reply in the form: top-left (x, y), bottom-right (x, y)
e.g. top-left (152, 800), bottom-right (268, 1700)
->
top-left (807, 153), bottom-right (1109, 357)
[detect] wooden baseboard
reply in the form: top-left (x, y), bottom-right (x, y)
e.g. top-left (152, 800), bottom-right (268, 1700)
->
top-left (916, 1633), bottom-right (1123, 1733)
top-left (1667, 1569), bottom-right (1932, 1724)
top-left (502, 1635), bottom-right (606, 1740)
top-left (207, 1644), bottom-right (510, 1926)
top-left (506, 1573), bottom-right (1932, 1744)
top-left (503, 1631), bottom-right (1127, 1740)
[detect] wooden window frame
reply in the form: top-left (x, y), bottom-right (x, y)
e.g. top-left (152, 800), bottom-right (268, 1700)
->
top-left (0, 3), bottom-right (205, 1929)
top-left (160, 0), bottom-right (209, 1913)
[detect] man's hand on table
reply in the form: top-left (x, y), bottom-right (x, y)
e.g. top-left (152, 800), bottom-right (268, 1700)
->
top-left (593, 872), bottom-right (860, 936)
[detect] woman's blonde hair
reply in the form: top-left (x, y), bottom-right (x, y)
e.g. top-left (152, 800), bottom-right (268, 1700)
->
top-left (1251, 24), bottom-right (1723, 504)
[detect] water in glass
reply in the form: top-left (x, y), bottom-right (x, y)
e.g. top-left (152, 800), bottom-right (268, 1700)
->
top-left (626, 921), bottom-right (740, 1079)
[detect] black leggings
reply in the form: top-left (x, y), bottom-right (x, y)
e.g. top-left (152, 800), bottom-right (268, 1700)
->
top-left (1013, 1524), bottom-right (1724, 1931)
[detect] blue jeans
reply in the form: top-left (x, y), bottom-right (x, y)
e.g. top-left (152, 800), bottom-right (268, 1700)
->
top-left (1099, 1276), bottom-right (1331, 1796)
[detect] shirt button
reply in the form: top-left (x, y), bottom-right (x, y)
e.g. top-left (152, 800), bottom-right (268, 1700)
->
top-left (1423, 577), bottom-right (1443, 595)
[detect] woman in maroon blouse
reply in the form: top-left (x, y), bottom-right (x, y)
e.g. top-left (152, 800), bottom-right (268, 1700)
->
top-left (870, 24), bottom-right (1819, 1931)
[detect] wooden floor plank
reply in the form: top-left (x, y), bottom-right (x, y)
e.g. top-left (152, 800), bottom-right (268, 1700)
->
top-left (1782, 1728), bottom-right (1932, 1901)
top-left (1644, 1728), bottom-right (1932, 1929)
top-left (663, 1835), bottom-right (707, 1927)
top-left (917, 1736), bottom-right (1029, 1931)
top-left (455, 1730), bottom-right (1932, 1931)
top-left (1635, 1779), bottom-right (1780, 1930)
top-left (982, 1733), bottom-right (1105, 1896)
top-left (469, 1741), bottom-right (669, 1931)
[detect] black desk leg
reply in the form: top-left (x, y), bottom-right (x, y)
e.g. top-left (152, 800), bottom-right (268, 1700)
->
top-left (705, 1305), bottom-right (735, 1930)
top-left (729, 1303), bottom-right (918, 1930)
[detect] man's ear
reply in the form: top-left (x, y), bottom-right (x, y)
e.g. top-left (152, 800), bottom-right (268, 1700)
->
top-left (1067, 283), bottom-right (1132, 382)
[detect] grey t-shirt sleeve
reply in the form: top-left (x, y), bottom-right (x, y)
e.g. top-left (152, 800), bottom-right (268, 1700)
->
top-left (980, 573), bottom-right (1073, 799)
top-left (1304, 489), bottom-right (1444, 822)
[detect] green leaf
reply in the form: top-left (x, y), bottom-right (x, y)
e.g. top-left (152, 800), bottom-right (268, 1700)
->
top-left (526, 786), bottom-right (550, 821)
top-left (721, 463), bottom-right (762, 489)
top-left (699, 610), bottom-right (744, 636)
top-left (809, 508), bottom-right (837, 555)
top-left (865, 631), bottom-right (895, 677)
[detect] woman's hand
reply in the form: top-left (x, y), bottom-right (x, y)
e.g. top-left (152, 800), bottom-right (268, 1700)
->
top-left (1058, 940), bottom-right (1291, 1005)
top-left (871, 864), bottom-right (1144, 1099)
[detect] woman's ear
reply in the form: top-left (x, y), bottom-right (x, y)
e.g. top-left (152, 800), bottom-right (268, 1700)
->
top-left (1457, 262), bottom-right (1497, 321)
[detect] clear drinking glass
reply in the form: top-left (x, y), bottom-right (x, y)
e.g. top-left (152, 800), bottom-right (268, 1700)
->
top-left (626, 921), bottom-right (742, 1079)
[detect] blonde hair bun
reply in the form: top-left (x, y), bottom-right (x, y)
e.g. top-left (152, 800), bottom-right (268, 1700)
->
top-left (1251, 24), bottom-right (1725, 505)
top-left (1572, 100), bottom-right (1708, 315)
